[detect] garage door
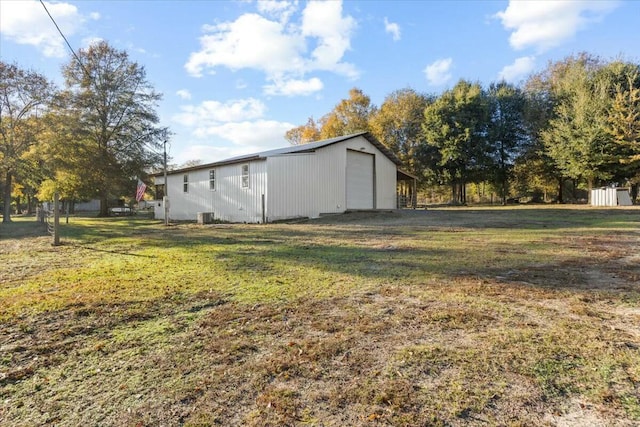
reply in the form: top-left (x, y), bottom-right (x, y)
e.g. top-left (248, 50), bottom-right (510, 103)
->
top-left (346, 150), bottom-right (374, 209)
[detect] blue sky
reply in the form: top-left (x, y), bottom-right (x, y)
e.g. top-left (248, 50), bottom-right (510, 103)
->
top-left (1, 0), bottom-right (638, 166)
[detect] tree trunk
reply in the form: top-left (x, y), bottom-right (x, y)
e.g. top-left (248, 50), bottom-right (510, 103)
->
top-left (99, 195), bottom-right (109, 217)
top-left (502, 175), bottom-right (508, 206)
top-left (631, 184), bottom-right (638, 205)
top-left (557, 177), bottom-right (564, 204)
top-left (3, 172), bottom-right (12, 223)
top-left (451, 182), bottom-right (456, 204)
top-left (463, 182), bottom-right (467, 204)
top-left (27, 195), bottom-right (34, 215)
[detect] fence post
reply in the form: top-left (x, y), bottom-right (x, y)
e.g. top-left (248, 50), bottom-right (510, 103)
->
top-left (53, 192), bottom-right (60, 246)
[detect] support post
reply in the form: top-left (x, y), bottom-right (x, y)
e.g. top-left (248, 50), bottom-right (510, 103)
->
top-left (53, 192), bottom-right (60, 246)
top-left (163, 196), bottom-right (170, 226)
top-left (163, 139), bottom-right (170, 226)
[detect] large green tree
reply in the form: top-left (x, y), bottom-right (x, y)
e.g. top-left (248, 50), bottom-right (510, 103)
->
top-left (522, 83), bottom-right (559, 202)
top-left (602, 61), bottom-right (640, 201)
top-left (58, 41), bottom-right (165, 216)
top-left (422, 80), bottom-right (489, 204)
top-left (369, 88), bottom-right (432, 177)
top-left (541, 55), bottom-right (614, 198)
top-left (0, 62), bottom-right (53, 222)
top-left (486, 81), bottom-right (528, 204)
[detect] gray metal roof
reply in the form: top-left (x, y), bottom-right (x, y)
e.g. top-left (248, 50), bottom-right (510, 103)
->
top-left (156, 132), bottom-right (402, 176)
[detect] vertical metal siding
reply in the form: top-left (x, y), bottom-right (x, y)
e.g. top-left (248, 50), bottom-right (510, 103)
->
top-left (266, 135), bottom-right (398, 220)
top-left (591, 187), bottom-right (633, 206)
top-left (158, 160), bottom-right (267, 222)
top-left (329, 135), bottom-right (397, 209)
top-left (267, 151), bottom-right (345, 220)
top-left (155, 135), bottom-right (398, 222)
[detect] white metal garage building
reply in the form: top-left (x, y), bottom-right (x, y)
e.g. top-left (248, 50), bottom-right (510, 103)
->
top-left (152, 132), bottom-right (415, 223)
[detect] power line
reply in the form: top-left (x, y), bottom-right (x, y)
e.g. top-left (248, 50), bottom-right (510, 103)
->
top-left (39, 0), bottom-right (91, 79)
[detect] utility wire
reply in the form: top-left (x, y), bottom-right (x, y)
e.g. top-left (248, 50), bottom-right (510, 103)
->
top-left (39, 0), bottom-right (91, 80)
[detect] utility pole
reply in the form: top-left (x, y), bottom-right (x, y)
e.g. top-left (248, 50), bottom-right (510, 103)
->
top-left (163, 139), bottom-right (169, 226)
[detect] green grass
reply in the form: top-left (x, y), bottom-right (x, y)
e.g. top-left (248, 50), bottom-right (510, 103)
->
top-left (1, 206), bottom-right (639, 426)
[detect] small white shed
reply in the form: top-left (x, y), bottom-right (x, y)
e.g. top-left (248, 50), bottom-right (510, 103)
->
top-left (153, 132), bottom-right (413, 223)
top-left (591, 187), bottom-right (633, 206)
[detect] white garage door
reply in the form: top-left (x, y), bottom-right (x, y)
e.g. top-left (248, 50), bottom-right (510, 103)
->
top-left (346, 150), bottom-right (374, 209)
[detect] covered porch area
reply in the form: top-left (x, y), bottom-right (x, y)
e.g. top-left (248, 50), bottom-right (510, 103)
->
top-left (397, 169), bottom-right (417, 208)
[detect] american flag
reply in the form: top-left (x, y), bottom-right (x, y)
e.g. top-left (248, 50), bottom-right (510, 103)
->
top-left (135, 179), bottom-right (147, 202)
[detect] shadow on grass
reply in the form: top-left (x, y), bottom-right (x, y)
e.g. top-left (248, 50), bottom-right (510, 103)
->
top-left (0, 217), bottom-right (49, 239)
top-left (24, 208), bottom-right (640, 296)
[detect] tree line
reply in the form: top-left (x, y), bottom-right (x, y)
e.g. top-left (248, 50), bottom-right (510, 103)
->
top-left (2, 50), bottom-right (638, 223)
top-left (286, 53), bottom-right (640, 205)
top-left (1, 41), bottom-right (167, 222)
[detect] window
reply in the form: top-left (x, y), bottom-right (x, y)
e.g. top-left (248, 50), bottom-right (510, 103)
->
top-left (209, 169), bottom-right (216, 191)
top-left (241, 164), bottom-right (249, 188)
top-left (183, 174), bottom-right (189, 193)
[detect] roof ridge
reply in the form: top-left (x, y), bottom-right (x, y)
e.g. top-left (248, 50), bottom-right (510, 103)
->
top-left (152, 131), bottom-right (399, 176)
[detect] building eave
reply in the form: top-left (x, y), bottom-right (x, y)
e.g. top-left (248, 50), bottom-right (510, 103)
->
top-left (152, 131), bottom-right (402, 178)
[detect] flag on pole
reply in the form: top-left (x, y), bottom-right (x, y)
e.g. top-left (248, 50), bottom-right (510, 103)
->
top-left (135, 179), bottom-right (147, 202)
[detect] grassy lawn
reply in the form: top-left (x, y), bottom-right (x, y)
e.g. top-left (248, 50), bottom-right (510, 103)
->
top-left (1, 206), bottom-right (639, 426)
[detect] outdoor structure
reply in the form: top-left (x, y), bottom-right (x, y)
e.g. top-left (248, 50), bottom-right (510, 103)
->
top-left (591, 187), bottom-right (633, 206)
top-left (153, 132), bottom-right (416, 223)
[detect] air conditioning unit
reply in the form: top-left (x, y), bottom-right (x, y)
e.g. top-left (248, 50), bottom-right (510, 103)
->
top-left (197, 212), bottom-right (214, 224)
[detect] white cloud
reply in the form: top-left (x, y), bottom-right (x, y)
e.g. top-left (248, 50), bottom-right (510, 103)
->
top-left (256, 0), bottom-right (297, 23)
top-left (424, 58), bottom-right (453, 86)
top-left (89, 12), bottom-right (101, 20)
top-left (176, 89), bottom-right (192, 100)
top-left (172, 97), bottom-right (295, 162)
top-left (498, 56), bottom-right (536, 83)
top-left (384, 17), bottom-right (401, 41)
top-left (185, 13), bottom-right (305, 78)
top-left (192, 120), bottom-right (294, 148)
top-left (0, 0), bottom-right (91, 57)
top-left (176, 89), bottom-right (191, 100)
top-left (301, 0), bottom-right (357, 77)
top-left (185, 0), bottom-right (358, 94)
top-left (173, 98), bottom-right (266, 126)
top-left (495, 0), bottom-right (620, 52)
top-left (263, 77), bottom-right (323, 96)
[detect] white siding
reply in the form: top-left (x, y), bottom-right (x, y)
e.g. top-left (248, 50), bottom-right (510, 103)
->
top-left (591, 187), bottom-right (633, 206)
top-left (156, 160), bottom-right (267, 222)
top-left (74, 199), bottom-right (100, 211)
top-left (266, 135), bottom-right (398, 219)
top-left (266, 152), bottom-right (345, 221)
top-left (321, 135), bottom-right (397, 210)
top-left (154, 134), bottom-right (399, 223)
top-left (375, 149), bottom-right (398, 209)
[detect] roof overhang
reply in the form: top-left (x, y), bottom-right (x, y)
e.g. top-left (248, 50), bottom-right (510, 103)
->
top-left (397, 168), bottom-right (417, 181)
top-left (151, 131), bottom-right (403, 178)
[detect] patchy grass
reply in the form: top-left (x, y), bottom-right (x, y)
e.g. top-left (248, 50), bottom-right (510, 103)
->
top-left (1, 206), bottom-right (639, 426)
